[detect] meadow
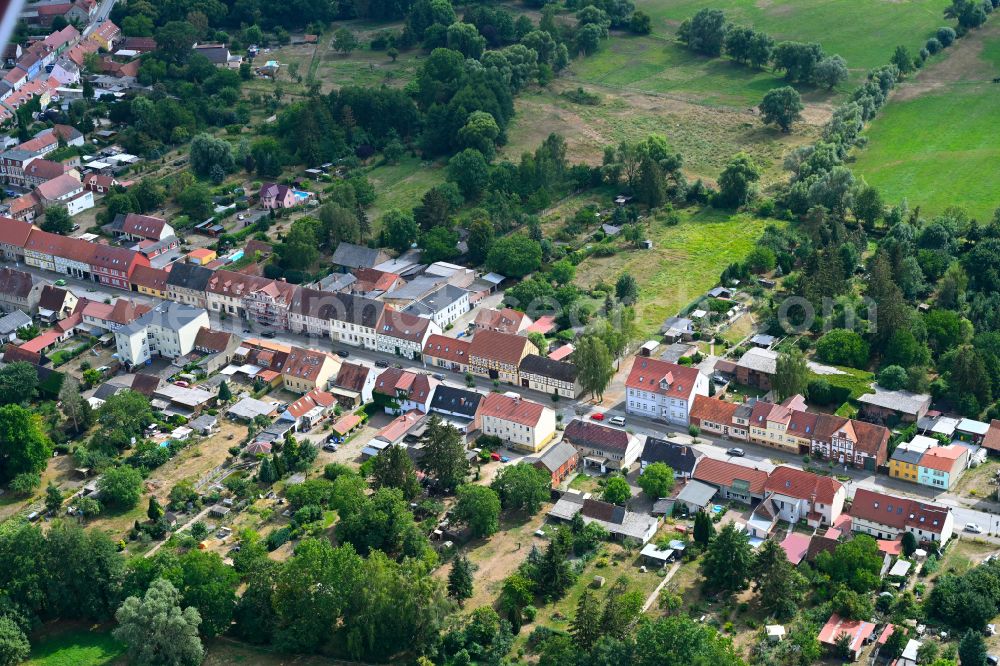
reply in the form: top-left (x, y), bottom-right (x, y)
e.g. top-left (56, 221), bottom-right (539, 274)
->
top-left (851, 22), bottom-right (1000, 221)
top-left (25, 626), bottom-right (124, 666)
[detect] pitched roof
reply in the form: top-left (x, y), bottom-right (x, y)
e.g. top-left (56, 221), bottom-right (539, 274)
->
top-left (23, 159), bottom-right (68, 182)
top-left (373, 367), bottom-right (434, 402)
top-left (285, 389), bottom-right (336, 418)
top-left (193, 327), bottom-right (234, 352)
top-left (206, 270), bottom-right (297, 302)
top-left (983, 420), bottom-right (1000, 453)
top-left (626, 357), bottom-right (702, 398)
top-left (129, 264), bottom-right (168, 292)
top-left (38, 284), bottom-right (71, 311)
top-left (0, 217), bottom-right (33, 248)
top-left (0, 267), bottom-right (36, 298)
top-left (641, 436), bottom-right (701, 474)
top-left (289, 288), bottom-right (384, 328)
top-left (0, 309), bottom-right (31, 335)
top-left (919, 444), bottom-right (966, 472)
top-left (332, 242), bottom-right (387, 269)
top-left (2, 343), bottom-right (40, 365)
top-left (333, 362), bottom-right (370, 393)
top-left (805, 535), bottom-right (839, 562)
top-left (119, 213), bottom-right (168, 239)
top-left (165, 261), bottom-right (213, 291)
top-left (279, 346), bottom-right (333, 382)
top-left (130, 373), bottom-right (161, 396)
top-left (818, 614), bottom-right (876, 654)
top-left (563, 419), bottom-right (631, 453)
top-left (478, 392), bottom-right (546, 427)
top-left (469, 329), bottom-right (535, 366)
top-left (534, 441), bottom-right (578, 474)
top-left (765, 466), bottom-right (843, 504)
top-left (519, 354), bottom-right (578, 383)
top-left (692, 457), bottom-right (768, 494)
top-left (35, 173), bottom-right (82, 201)
top-left (423, 334), bottom-right (470, 364)
top-left (857, 388), bottom-right (931, 415)
top-left (429, 385), bottom-right (482, 418)
top-left (353, 267), bottom-right (400, 293)
top-left (690, 395), bottom-right (739, 426)
top-left (849, 488), bottom-right (950, 535)
top-left (379, 308), bottom-right (431, 343)
top-left (474, 307), bottom-right (530, 333)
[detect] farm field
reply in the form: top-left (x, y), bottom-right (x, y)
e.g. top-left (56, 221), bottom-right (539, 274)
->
top-left (851, 22), bottom-right (1000, 221)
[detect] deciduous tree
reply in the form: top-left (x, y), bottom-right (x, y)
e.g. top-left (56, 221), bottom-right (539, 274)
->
top-left (759, 86), bottom-right (804, 132)
top-left (637, 462), bottom-right (675, 499)
top-left (491, 462), bottom-right (550, 514)
top-left (114, 578), bottom-right (203, 666)
top-left (454, 484), bottom-right (501, 537)
top-left (701, 522), bottom-right (754, 592)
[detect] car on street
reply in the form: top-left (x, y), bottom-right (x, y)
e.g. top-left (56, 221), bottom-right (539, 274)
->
top-left (54, 279), bottom-right (67, 286)
top-left (500, 456), bottom-right (510, 463)
top-left (432, 373), bottom-right (445, 380)
top-left (590, 413), bottom-right (605, 421)
top-left (609, 416), bottom-right (626, 427)
top-left (261, 330), bottom-right (277, 338)
top-left (965, 523), bottom-right (984, 534)
top-left (374, 359), bottom-right (389, 368)
top-left (335, 349), bottom-right (350, 358)
top-left (726, 447), bottom-right (745, 457)
top-left (242, 328), bottom-right (252, 333)
top-left (490, 452), bottom-right (501, 461)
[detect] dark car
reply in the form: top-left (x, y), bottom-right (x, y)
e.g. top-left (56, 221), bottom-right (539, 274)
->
top-left (726, 447), bottom-right (745, 457)
top-left (335, 349), bottom-right (350, 358)
top-left (261, 330), bottom-right (277, 338)
top-left (374, 359), bottom-right (389, 368)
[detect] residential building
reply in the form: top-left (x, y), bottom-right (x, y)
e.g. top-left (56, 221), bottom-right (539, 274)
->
top-left (88, 242), bottom-right (149, 289)
top-left (89, 20), bottom-right (121, 50)
top-left (376, 309), bottom-right (440, 359)
top-left (0, 216), bottom-right (32, 260)
top-left (81, 298), bottom-right (150, 333)
top-left (639, 435), bottom-right (701, 479)
top-left (764, 466), bottom-right (846, 527)
top-left (818, 614), bottom-right (876, 662)
top-left (279, 346), bottom-right (340, 393)
top-left (692, 458), bottom-right (769, 505)
top-left (423, 334), bottom-right (471, 373)
top-left (402, 284), bottom-right (470, 328)
top-left (689, 395), bottom-right (748, 440)
top-left (36, 285), bottom-right (76, 321)
top-left (0, 310), bottom-right (31, 342)
top-left (0, 149), bottom-right (39, 186)
top-left (279, 389), bottom-right (336, 431)
top-left (849, 488), bottom-right (954, 545)
top-left (331, 242), bottom-right (390, 272)
top-left (562, 419), bottom-right (642, 474)
top-left (205, 270), bottom-right (297, 329)
top-left (382, 277), bottom-right (447, 310)
top-left (258, 182), bottom-right (296, 209)
top-left (373, 367), bottom-right (438, 414)
top-left (192, 43), bottom-right (242, 68)
top-left (130, 265), bottom-right (170, 299)
top-left (115, 302), bottom-right (209, 367)
top-left (0, 267), bottom-right (44, 313)
top-left (625, 357), bottom-right (709, 426)
top-left (36, 173), bottom-right (93, 216)
top-left (429, 385), bottom-right (483, 432)
top-left (477, 392), bottom-right (556, 453)
top-left (330, 362), bottom-right (376, 407)
top-left (660, 316), bottom-right (695, 343)
top-left (857, 388), bottom-right (932, 423)
top-left (984, 420), bottom-right (1000, 455)
top-left (474, 307), bottom-right (532, 334)
top-left (468, 329), bottom-right (538, 383)
top-left (166, 262), bottom-right (213, 308)
top-left (287, 288), bottom-right (385, 349)
top-left (190, 327), bottom-right (241, 373)
top-left (548, 495), bottom-right (658, 544)
top-left (888, 436), bottom-right (935, 482)
top-left (917, 444), bottom-right (968, 490)
top-left (83, 172), bottom-right (119, 193)
top-left (733, 347), bottom-right (778, 390)
top-left (107, 213), bottom-right (175, 242)
top-left (529, 441), bottom-right (579, 487)
top-left (350, 267), bottom-right (403, 297)
top-left (22, 159), bottom-right (75, 188)
top-left (518, 353), bottom-right (582, 399)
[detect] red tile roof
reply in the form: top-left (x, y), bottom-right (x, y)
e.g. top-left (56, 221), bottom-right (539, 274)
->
top-left (122, 213), bottom-right (168, 239)
top-left (626, 357), bottom-right (702, 398)
top-left (353, 267), bottom-right (400, 293)
top-left (334, 362), bottom-right (370, 393)
top-left (0, 217), bottom-right (33, 248)
top-left (373, 367), bottom-right (434, 402)
top-left (379, 308), bottom-right (431, 343)
top-left (128, 264), bottom-right (168, 291)
top-left (469, 329), bottom-right (535, 366)
top-left (478, 392), bottom-right (546, 427)
top-left (423, 334), bottom-right (470, 364)
top-left (285, 389), bottom-right (335, 418)
top-left (692, 457), bottom-right (768, 494)
top-left (562, 419), bottom-right (631, 453)
top-left (475, 307), bottom-right (530, 333)
top-left (690, 395), bottom-right (739, 426)
top-left (765, 466), bottom-right (843, 504)
top-left (818, 614), bottom-right (875, 654)
top-left (919, 444), bottom-right (966, 472)
top-left (279, 346), bottom-right (333, 383)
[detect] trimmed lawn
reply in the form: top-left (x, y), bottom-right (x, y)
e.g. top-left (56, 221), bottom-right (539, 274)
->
top-left (573, 208), bottom-right (779, 337)
top-left (851, 22), bottom-right (1000, 221)
top-left (26, 626), bottom-right (125, 666)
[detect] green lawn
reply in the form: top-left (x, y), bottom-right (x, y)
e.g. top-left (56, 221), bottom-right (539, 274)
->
top-left (573, 208), bottom-right (779, 336)
top-left (633, 0), bottom-right (949, 79)
top-left (26, 626), bottom-right (125, 666)
top-left (852, 24), bottom-right (1000, 221)
top-left (365, 156), bottom-right (447, 225)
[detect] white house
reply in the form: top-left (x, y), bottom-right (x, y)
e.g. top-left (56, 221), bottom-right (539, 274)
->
top-left (402, 284), bottom-right (470, 328)
top-left (477, 392), bottom-right (556, 453)
top-left (763, 466), bottom-right (845, 528)
top-left (376, 309), bottom-right (440, 360)
top-left (849, 488), bottom-right (954, 546)
top-left (115, 302), bottom-right (210, 367)
top-left (625, 357), bottom-right (709, 426)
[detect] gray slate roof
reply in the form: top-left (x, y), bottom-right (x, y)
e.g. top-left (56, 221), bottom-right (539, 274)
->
top-left (0, 310), bottom-right (32, 335)
top-left (519, 354), bottom-right (578, 383)
top-left (166, 262), bottom-right (213, 291)
top-left (331, 242), bottom-right (387, 270)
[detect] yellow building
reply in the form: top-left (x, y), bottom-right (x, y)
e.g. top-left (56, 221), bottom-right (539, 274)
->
top-left (888, 436), bottom-right (934, 482)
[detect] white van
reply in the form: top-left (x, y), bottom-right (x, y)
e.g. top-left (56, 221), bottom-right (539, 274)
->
top-left (609, 416), bottom-right (626, 427)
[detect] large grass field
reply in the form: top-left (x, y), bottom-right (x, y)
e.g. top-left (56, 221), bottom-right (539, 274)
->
top-left (572, 207), bottom-right (779, 336)
top-left (852, 22), bottom-right (1000, 221)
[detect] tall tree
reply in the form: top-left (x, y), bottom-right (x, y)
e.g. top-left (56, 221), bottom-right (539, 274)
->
top-left (692, 510), bottom-right (715, 546)
top-left (752, 539), bottom-right (804, 619)
top-left (448, 555), bottom-right (474, 605)
top-left (370, 443), bottom-right (421, 499)
top-left (615, 273), bottom-right (638, 304)
top-left (602, 476), bottom-right (632, 505)
top-left (637, 462), bottom-right (675, 499)
top-left (41, 205), bottom-right (72, 234)
top-left (59, 375), bottom-right (92, 434)
top-left (867, 251), bottom-right (910, 351)
top-left (571, 590), bottom-right (603, 650)
top-left (959, 629), bottom-right (988, 666)
top-left (0, 404), bottom-right (53, 485)
top-left (454, 484), bottom-right (501, 537)
top-left (759, 86), bottom-right (804, 132)
top-left (491, 463), bottom-right (550, 514)
top-left (0, 361), bottom-right (37, 405)
top-left (419, 416), bottom-right (468, 492)
top-left (114, 578), bottom-right (204, 666)
top-left (701, 522), bottom-right (754, 593)
top-left (0, 616), bottom-right (30, 666)
top-left (575, 335), bottom-right (614, 401)
top-left (773, 349), bottom-right (809, 401)
top-left (716, 152), bottom-right (762, 207)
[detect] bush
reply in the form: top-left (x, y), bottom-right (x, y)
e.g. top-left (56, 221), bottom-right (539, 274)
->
top-left (815, 329), bottom-right (870, 369)
top-left (936, 26), bottom-right (956, 47)
top-left (925, 37), bottom-right (942, 54)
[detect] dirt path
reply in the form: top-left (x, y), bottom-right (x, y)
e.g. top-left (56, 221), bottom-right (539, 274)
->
top-left (892, 21), bottom-right (1000, 101)
top-left (642, 561), bottom-right (682, 612)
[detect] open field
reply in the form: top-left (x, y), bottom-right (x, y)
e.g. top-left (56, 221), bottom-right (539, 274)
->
top-left (633, 0), bottom-right (949, 80)
top-left (26, 625), bottom-right (124, 666)
top-left (366, 156), bottom-right (448, 223)
top-left (851, 22), bottom-right (1000, 221)
top-left (572, 208), bottom-right (778, 336)
top-left (504, 81), bottom-right (823, 182)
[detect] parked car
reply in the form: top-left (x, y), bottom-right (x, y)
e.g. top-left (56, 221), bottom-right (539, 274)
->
top-left (54, 279), bottom-right (67, 286)
top-left (335, 349), bottom-right (350, 358)
top-left (965, 522), bottom-right (984, 534)
top-left (500, 456), bottom-right (510, 463)
top-left (432, 373), bottom-right (445, 380)
top-left (174, 380), bottom-right (189, 388)
top-left (490, 452), bottom-right (501, 461)
top-left (590, 413), bottom-right (605, 421)
top-left (609, 416), bottom-right (626, 427)
top-left (242, 327), bottom-right (252, 333)
top-left (726, 447), bottom-right (745, 457)
top-left (323, 442), bottom-right (338, 452)
top-left (261, 330), bottom-right (277, 338)
top-left (374, 359), bottom-right (389, 368)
